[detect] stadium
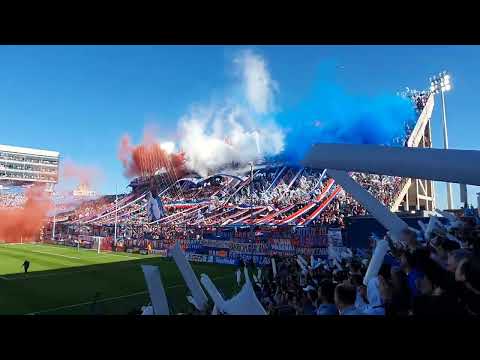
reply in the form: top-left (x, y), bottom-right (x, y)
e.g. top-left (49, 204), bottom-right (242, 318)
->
top-left (1, 62), bottom-right (479, 316)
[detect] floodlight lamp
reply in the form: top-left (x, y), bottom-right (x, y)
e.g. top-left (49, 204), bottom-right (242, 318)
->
top-left (445, 84), bottom-right (452, 92)
top-left (444, 74), bottom-right (450, 82)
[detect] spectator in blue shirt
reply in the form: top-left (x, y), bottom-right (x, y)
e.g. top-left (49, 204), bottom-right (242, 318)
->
top-left (400, 250), bottom-right (424, 297)
top-left (335, 283), bottom-right (364, 315)
top-left (316, 279), bottom-right (338, 315)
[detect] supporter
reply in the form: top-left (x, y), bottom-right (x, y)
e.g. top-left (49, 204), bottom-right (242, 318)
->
top-left (456, 256), bottom-right (480, 315)
top-left (316, 279), bottom-right (338, 315)
top-left (334, 283), bottom-right (364, 315)
top-left (432, 238), bottom-right (461, 268)
top-left (386, 267), bottom-right (411, 316)
top-left (399, 250), bottom-right (424, 298)
top-left (447, 249), bottom-right (472, 273)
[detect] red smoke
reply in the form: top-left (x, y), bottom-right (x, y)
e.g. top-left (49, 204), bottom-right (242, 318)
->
top-left (62, 160), bottom-right (102, 187)
top-left (0, 185), bottom-right (53, 243)
top-left (118, 130), bottom-right (186, 179)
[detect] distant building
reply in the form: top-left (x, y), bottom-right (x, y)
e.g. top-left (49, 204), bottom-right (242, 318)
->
top-left (0, 144), bottom-right (60, 192)
top-left (72, 183), bottom-right (97, 198)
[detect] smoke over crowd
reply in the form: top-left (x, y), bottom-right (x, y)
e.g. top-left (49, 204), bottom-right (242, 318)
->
top-left (118, 50), bottom-right (416, 178)
top-left (62, 160), bottom-right (102, 188)
top-left (0, 185), bottom-right (52, 242)
top-left (118, 128), bottom-right (186, 179)
top-left (277, 64), bottom-right (416, 163)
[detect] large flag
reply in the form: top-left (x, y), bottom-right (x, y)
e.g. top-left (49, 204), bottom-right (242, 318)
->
top-left (147, 192), bottom-right (165, 222)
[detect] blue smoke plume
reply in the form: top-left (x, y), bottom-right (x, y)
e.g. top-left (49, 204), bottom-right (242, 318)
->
top-left (275, 65), bottom-right (416, 164)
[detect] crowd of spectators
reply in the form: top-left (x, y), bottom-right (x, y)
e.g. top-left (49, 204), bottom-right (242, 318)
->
top-left (0, 192), bottom-right (26, 208)
top-left (64, 167), bottom-right (408, 230)
top-left (60, 92), bottom-right (424, 229)
top-left (252, 215), bottom-right (480, 316)
top-left (65, 195), bottom-right (127, 222)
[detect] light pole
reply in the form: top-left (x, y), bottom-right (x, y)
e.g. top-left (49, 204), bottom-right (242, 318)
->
top-left (51, 188), bottom-right (56, 242)
top-left (249, 162), bottom-right (254, 222)
top-left (249, 161), bottom-right (255, 264)
top-left (430, 71), bottom-right (453, 209)
top-left (114, 184), bottom-right (118, 246)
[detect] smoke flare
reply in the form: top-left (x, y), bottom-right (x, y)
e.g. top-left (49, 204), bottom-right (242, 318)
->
top-left (118, 130), bottom-right (186, 179)
top-left (0, 185), bottom-right (53, 243)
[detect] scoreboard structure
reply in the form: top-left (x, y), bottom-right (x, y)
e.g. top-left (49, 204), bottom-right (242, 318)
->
top-left (0, 144), bottom-right (60, 191)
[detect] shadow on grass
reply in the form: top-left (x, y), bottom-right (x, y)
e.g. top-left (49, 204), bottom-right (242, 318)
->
top-left (0, 256), bottom-right (237, 315)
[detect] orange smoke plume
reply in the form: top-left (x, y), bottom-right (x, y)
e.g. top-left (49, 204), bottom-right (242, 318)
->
top-left (62, 160), bottom-right (102, 187)
top-left (0, 185), bottom-right (53, 243)
top-left (118, 130), bottom-right (186, 179)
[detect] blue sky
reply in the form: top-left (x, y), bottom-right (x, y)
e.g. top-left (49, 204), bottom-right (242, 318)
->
top-left (0, 45), bottom-right (478, 209)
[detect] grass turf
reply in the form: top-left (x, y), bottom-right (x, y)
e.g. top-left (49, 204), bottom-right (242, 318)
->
top-left (0, 243), bottom-right (238, 315)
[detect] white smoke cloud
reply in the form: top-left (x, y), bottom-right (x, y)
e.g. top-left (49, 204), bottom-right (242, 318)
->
top-left (179, 104), bottom-right (284, 177)
top-left (234, 49), bottom-right (277, 114)
top-left (160, 141), bottom-right (175, 154)
top-left (163, 49), bottom-right (285, 177)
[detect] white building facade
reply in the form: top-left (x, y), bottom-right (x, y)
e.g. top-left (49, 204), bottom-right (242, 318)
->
top-left (0, 144), bottom-right (60, 191)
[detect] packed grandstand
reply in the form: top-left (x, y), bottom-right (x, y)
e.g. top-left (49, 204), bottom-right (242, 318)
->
top-left (48, 91), bottom-right (428, 241)
top-left (36, 92), bottom-right (422, 292)
top-left (2, 88), bottom-right (479, 316)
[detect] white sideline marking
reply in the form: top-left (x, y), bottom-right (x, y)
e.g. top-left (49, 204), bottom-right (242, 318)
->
top-left (0, 243), bottom-right (142, 260)
top-left (30, 250), bottom-right (81, 260)
top-left (27, 275), bottom-right (231, 315)
top-left (40, 244), bottom-right (142, 259)
top-left (0, 242), bottom-right (42, 246)
top-left (3, 260), bottom-right (150, 281)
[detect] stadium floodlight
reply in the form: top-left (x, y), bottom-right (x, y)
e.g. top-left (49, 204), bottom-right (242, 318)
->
top-left (429, 70), bottom-right (454, 209)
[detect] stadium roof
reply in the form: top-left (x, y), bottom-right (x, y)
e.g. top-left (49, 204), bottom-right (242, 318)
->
top-left (0, 144), bottom-right (60, 158)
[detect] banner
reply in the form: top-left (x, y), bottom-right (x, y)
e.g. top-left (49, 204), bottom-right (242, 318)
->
top-left (214, 257), bottom-right (238, 265)
top-left (186, 253), bottom-right (209, 263)
top-left (328, 228), bottom-right (343, 247)
top-left (215, 250), bottom-right (228, 257)
top-left (152, 249), bottom-right (168, 257)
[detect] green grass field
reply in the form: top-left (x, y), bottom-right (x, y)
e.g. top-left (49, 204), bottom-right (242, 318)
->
top-left (0, 243), bottom-right (237, 315)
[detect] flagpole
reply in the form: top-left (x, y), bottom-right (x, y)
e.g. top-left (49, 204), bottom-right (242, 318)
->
top-left (52, 186), bottom-right (56, 242)
top-left (114, 184), bottom-right (118, 246)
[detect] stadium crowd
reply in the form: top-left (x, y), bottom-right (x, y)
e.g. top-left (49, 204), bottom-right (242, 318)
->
top-left (250, 217), bottom-right (480, 316)
top-left (0, 192), bottom-right (26, 208)
top-left (61, 166), bottom-right (408, 230)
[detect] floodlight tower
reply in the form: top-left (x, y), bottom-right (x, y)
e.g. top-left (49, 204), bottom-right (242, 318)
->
top-left (430, 71), bottom-right (454, 209)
